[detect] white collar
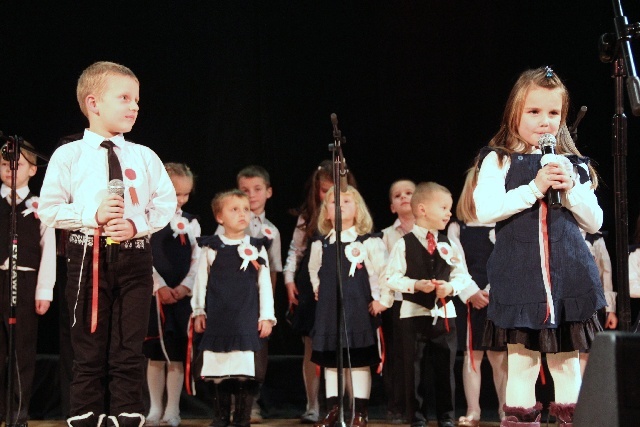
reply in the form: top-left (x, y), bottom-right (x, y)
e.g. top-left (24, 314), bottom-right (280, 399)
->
top-left (0, 184), bottom-right (30, 202)
top-left (326, 226), bottom-right (358, 244)
top-left (251, 211), bottom-right (266, 223)
top-left (412, 224), bottom-right (439, 239)
top-left (83, 129), bottom-right (126, 150)
top-left (219, 234), bottom-right (248, 245)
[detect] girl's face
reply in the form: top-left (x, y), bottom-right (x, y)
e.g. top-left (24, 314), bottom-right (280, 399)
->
top-left (216, 195), bottom-right (250, 236)
top-left (326, 192), bottom-right (356, 229)
top-left (517, 85), bottom-right (563, 150)
top-left (171, 175), bottom-right (193, 210)
top-left (318, 179), bottom-right (333, 202)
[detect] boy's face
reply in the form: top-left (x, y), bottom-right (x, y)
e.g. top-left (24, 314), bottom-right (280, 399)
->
top-left (238, 176), bottom-right (272, 214)
top-left (216, 195), bottom-right (250, 234)
top-left (0, 156), bottom-right (36, 190)
top-left (87, 74), bottom-right (139, 138)
top-left (390, 180), bottom-right (415, 216)
top-left (414, 190), bottom-right (452, 231)
top-left (171, 175), bottom-right (193, 210)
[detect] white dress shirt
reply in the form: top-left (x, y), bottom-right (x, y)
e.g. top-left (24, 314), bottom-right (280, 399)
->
top-left (581, 230), bottom-right (616, 313)
top-left (0, 184), bottom-right (56, 301)
top-left (385, 224), bottom-right (474, 319)
top-left (283, 216), bottom-right (306, 284)
top-left (38, 129), bottom-right (177, 237)
top-left (382, 218), bottom-right (411, 301)
top-left (628, 248), bottom-right (640, 299)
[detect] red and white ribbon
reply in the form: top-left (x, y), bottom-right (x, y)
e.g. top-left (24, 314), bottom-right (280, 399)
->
top-left (436, 242), bottom-right (461, 267)
top-left (345, 241), bottom-right (366, 277)
top-left (22, 196), bottom-right (40, 219)
top-left (124, 168), bottom-right (141, 205)
top-left (261, 223), bottom-right (276, 240)
top-left (238, 238), bottom-right (260, 271)
top-left (171, 215), bottom-right (190, 245)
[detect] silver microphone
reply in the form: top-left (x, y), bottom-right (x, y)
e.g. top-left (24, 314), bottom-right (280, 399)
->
top-left (106, 179), bottom-right (125, 263)
top-left (538, 133), bottom-right (562, 209)
top-left (108, 179), bottom-right (125, 197)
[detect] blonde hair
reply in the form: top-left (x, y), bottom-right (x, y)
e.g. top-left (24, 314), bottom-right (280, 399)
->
top-left (455, 168), bottom-right (478, 223)
top-left (488, 66), bottom-right (598, 188)
top-left (211, 189), bottom-right (248, 219)
top-left (165, 162), bottom-right (196, 191)
top-left (76, 61), bottom-right (139, 118)
top-left (317, 185), bottom-right (373, 236)
top-left (411, 182), bottom-right (451, 211)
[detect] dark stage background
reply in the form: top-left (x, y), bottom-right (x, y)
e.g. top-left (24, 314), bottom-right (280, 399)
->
top-left (2, 1), bottom-right (640, 356)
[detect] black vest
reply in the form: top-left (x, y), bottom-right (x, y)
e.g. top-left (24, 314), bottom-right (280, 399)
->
top-left (402, 231), bottom-right (452, 309)
top-left (0, 193), bottom-right (41, 269)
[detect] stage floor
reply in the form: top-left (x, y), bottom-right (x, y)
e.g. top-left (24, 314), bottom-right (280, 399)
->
top-left (30, 420), bottom-right (502, 427)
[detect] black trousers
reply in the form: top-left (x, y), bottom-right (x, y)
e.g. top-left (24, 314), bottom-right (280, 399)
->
top-left (0, 270), bottom-right (38, 423)
top-left (401, 315), bottom-right (457, 424)
top-left (381, 300), bottom-right (405, 416)
top-left (65, 240), bottom-right (153, 416)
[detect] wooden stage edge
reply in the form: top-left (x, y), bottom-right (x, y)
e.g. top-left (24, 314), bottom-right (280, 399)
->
top-left (29, 420), bottom-right (502, 427)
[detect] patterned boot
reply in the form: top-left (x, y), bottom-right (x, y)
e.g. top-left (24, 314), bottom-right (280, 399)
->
top-left (500, 402), bottom-right (542, 427)
top-left (548, 402), bottom-right (576, 427)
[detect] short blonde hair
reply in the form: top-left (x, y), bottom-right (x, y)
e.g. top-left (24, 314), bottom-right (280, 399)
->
top-left (317, 185), bottom-right (373, 235)
top-left (388, 179), bottom-right (416, 202)
top-left (211, 189), bottom-right (248, 219)
top-left (76, 61), bottom-right (139, 118)
top-left (411, 182), bottom-right (451, 211)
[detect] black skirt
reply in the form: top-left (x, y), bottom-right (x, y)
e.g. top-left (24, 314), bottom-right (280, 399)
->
top-left (482, 311), bottom-right (602, 353)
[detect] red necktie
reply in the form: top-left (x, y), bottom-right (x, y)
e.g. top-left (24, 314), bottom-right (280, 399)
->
top-left (427, 231), bottom-right (436, 255)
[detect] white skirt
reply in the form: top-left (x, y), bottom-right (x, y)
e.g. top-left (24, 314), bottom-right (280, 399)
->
top-left (200, 350), bottom-right (255, 378)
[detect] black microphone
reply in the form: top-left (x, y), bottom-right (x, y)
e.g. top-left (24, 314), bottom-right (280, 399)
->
top-left (105, 179), bottom-right (125, 263)
top-left (330, 114), bottom-right (349, 193)
top-left (538, 133), bottom-right (562, 209)
top-left (0, 132), bottom-right (18, 162)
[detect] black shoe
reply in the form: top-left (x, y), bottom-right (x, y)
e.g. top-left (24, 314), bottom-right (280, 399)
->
top-left (67, 412), bottom-right (106, 427)
top-left (114, 413), bottom-right (145, 427)
top-left (437, 419), bottom-right (455, 427)
top-left (6, 423), bottom-right (28, 427)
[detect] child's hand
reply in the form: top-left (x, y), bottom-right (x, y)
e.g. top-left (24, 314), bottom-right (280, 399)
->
top-left (414, 279), bottom-right (435, 294)
top-left (534, 163), bottom-right (573, 194)
top-left (434, 280), bottom-right (453, 298)
top-left (96, 194), bottom-right (124, 225)
top-left (172, 285), bottom-right (190, 301)
top-left (468, 290), bottom-right (490, 309)
top-left (285, 281), bottom-right (299, 305)
top-left (157, 286), bottom-right (178, 305)
top-left (368, 300), bottom-right (387, 316)
top-left (258, 320), bottom-right (273, 338)
top-left (35, 300), bottom-right (50, 315)
top-left (194, 315), bottom-right (206, 333)
top-left (605, 312), bottom-right (618, 330)
top-left (104, 218), bottom-right (135, 243)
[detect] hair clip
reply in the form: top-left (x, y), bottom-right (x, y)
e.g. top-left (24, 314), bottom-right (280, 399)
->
top-left (544, 66), bottom-right (554, 78)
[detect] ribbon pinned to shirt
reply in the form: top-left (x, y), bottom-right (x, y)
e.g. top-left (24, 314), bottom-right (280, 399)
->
top-left (238, 239), bottom-right (260, 271)
top-left (345, 241), bottom-right (366, 277)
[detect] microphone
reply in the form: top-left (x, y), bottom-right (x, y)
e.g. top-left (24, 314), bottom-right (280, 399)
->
top-left (105, 179), bottom-right (125, 263)
top-left (0, 132), bottom-right (18, 162)
top-left (538, 133), bottom-right (562, 209)
top-left (330, 114), bottom-right (349, 193)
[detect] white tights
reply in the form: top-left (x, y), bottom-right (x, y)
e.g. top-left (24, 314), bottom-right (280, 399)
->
top-left (147, 360), bottom-right (185, 420)
top-left (462, 350), bottom-right (507, 419)
top-left (506, 344), bottom-right (581, 408)
top-left (324, 367), bottom-right (368, 399)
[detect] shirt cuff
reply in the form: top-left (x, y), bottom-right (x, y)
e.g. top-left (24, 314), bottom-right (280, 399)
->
top-left (35, 288), bottom-right (54, 301)
top-left (528, 180), bottom-right (544, 199)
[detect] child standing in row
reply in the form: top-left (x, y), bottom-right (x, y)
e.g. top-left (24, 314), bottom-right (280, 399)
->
top-left (309, 186), bottom-right (393, 427)
top-left (0, 142), bottom-right (56, 426)
top-left (192, 190), bottom-right (276, 427)
top-left (39, 61), bottom-right (177, 427)
top-left (385, 182), bottom-right (474, 427)
top-left (448, 168), bottom-right (507, 426)
top-left (473, 66), bottom-right (606, 426)
top-left (145, 163), bottom-right (201, 426)
top-left (380, 179), bottom-right (415, 423)
top-left (215, 165), bottom-right (282, 423)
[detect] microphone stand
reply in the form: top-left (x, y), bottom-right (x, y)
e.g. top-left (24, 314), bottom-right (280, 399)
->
top-left (0, 135), bottom-right (50, 424)
top-left (598, 0), bottom-right (640, 331)
top-left (328, 114), bottom-right (347, 427)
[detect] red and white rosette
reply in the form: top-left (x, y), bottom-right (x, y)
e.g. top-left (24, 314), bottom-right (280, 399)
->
top-left (436, 242), bottom-right (461, 267)
top-left (22, 196), bottom-right (39, 219)
top-left (238, 240), bottom-right (260, 271)
top-left (344, 241), bottom-right (366, 277)
top-left (124, 168), bottom-right (142, 205)
top-left (261, 224), bottom-right (275, 240)
top-left (170, 215), bottom-right (190, 245)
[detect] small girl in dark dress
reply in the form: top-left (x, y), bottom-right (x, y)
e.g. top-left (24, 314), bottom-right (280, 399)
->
top-left (191, 190), bottom-right (276, 427)
top-left (309, 185), bottom-right (393, 427)
top-left (145, 162), bottom-right (201, 427)
top-left (473, 67), bottom-right (606, 426)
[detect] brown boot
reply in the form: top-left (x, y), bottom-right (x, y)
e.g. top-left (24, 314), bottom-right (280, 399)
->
top-left (548, 402), bottom-right (575, 426)
top-left (500, 403), bottom-right (542, 427)
top-left (351, 398), bottom-right (368, 427)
